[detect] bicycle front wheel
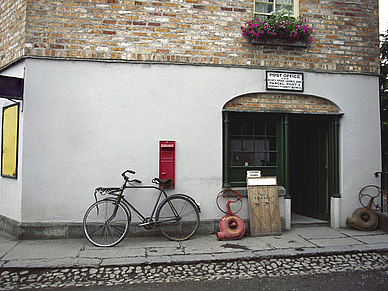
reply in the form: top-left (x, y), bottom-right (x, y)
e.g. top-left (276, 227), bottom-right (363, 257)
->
top-left (83, 199), bottom-right (130, 247)
top-left (156, 196), bottom-right (200, 241)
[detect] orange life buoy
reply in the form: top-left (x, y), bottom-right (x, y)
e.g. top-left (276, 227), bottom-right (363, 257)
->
top-left (217, 214), bottom-right (245, 240)
top-left (346, 208), bottom-right (378, 231)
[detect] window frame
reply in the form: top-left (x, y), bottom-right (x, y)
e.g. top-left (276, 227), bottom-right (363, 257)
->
top-left (254, 0), bottom-right (299, 18)
top-left (223, 112), bottom-right (284, 188)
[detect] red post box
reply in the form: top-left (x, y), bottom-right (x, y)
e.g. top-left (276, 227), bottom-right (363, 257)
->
top-left (159, 141), bottom-right (175, 188)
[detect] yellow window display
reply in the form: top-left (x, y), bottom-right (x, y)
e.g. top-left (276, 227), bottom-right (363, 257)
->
top-left (2, 104), bottom-right (19, 178)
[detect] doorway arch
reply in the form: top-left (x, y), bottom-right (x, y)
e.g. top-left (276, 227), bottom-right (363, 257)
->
top-left (223, 92), bottom-right (342, 222)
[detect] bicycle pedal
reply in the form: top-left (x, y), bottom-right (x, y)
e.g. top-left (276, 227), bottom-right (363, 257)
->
top-left (137, 222), bottom-right (152, 227)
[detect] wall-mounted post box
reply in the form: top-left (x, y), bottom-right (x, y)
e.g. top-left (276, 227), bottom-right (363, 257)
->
top-left (159, 141), bottom-right (175, 188)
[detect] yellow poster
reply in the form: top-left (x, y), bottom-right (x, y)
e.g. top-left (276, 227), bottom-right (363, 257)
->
top-left (2, 104), bottom-right (19, 178)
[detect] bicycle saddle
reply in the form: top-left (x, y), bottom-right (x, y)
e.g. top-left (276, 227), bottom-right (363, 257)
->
top-left (153, 178), bottom-right (172, 185)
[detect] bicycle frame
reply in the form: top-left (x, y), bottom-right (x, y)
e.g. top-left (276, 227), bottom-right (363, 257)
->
top-left (103, 179), bottom-right (171, 227)
top-left (84, 170), bottom-right (201, 246)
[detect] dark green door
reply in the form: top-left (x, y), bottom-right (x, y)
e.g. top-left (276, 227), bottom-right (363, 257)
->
top-left (289, 118), bottom-right (329, 221)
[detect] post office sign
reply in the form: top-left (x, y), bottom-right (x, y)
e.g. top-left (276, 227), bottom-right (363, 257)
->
top-left (266, 71), bottom-right (304, 92)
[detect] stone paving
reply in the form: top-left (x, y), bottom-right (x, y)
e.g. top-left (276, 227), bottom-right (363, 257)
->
top-left (1, 226), bottom-right (388, 289)
top-left (1, 251), bottom-right (388, 290)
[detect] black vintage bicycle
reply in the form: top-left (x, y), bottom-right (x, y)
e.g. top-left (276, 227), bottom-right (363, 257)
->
top-left (83, 170), bottom-right (201, 247)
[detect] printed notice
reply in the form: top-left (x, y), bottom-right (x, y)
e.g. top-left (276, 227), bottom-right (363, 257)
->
top-left (266, 71), bottom-right (304, 92)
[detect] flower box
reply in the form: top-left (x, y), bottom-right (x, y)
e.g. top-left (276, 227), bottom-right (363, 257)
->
top-left (250, 38), bottom-right (308, 47)
top-left (242, 10), bottom-right (313, 46)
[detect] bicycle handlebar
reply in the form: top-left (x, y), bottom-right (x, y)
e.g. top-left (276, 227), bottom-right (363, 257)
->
top-left (122, 170), bottom-right (135, 177)
top-left (374, 171), bottom-right (388, 177)
top-left (121, 170), bottom-right (142, 183)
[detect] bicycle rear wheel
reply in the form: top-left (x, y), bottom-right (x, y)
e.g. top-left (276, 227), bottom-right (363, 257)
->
top-left (156, 196), bottom-right (199, 241)
top-left (83, 198), bottom-right (130, 247)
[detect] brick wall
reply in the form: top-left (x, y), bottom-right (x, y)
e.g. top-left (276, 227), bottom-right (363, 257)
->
top-left (0, 0), bottom-right (27, 68)
top-left (224, 93), bottom-right (340, 114)
top-left (0, 0), bottom-right (380, 75)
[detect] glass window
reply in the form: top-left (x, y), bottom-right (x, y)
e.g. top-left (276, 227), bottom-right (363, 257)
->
top-left (229, 118), bottom-right (278, 168)
top-left (226, 114), bottom-right (280, 187)
top-left (254, 0), bottom-right (298, 18)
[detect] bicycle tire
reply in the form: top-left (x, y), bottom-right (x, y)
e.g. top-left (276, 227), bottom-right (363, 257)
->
top-left (83, 198), bottom-right (130, 247)
top-left (156, 195), bottom-right (200, 241)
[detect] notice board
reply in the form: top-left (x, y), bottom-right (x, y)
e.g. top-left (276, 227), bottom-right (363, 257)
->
top-left (247, 177), bottom-right (281, 236)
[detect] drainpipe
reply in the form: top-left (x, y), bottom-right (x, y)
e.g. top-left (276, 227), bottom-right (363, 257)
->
top-left (331, 116), bottom-right (341, 228)
top-left (284, 114), bottom-right (291, 230)
top-left (223, 112), bottom-right (231, 188)
top-left (333, 116), bottom-right (341, 198)
top-left (284, 114), bottom-right (290, 198)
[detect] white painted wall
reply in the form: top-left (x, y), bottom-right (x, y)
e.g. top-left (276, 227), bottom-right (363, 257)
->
top-left (306, 73), bottom-right (381, 225)
top-left (0, 60), bottom-right (25, 222)
top-left (2, 58), bottom-right (381, 228)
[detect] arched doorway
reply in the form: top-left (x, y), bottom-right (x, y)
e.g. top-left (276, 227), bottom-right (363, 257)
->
top-left (223, 93), bottom-right (341, 222)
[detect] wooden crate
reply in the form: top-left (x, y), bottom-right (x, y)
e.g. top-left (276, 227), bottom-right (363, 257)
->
top-left (247, 177), bottom-right (282, 236)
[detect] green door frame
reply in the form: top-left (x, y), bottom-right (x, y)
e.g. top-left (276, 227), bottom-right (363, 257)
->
top-left (223, 112), bottom-right (284, 188)
top-left (223, 112), bottom-right (341, 213)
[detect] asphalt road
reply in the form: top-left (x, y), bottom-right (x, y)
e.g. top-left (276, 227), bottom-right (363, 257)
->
top-left (69, 269), bottom-right (388, 291)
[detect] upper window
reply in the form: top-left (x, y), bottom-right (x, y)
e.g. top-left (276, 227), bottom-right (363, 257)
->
top-left (255, 0), bottom-right (299, 18)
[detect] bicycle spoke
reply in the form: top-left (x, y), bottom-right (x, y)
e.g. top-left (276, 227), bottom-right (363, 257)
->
top-left (83, 199), bottom-right (130, 247)
top-left (156, 196), bottom-right (199, 241)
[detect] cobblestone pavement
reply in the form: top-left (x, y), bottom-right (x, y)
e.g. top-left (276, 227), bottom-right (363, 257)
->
top-left (1, 251), bottom-right (388, 290)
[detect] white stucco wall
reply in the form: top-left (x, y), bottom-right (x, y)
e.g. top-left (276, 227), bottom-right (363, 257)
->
top-left (7, 58), bottom-right (381, 227)
top-left (0, 60), bottom-right (25, 222)
top-left (307, 73), bottom-right (381, 225)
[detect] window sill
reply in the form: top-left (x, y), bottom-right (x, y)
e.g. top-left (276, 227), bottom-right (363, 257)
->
top-left (227, 186), bottom-right (287, 197)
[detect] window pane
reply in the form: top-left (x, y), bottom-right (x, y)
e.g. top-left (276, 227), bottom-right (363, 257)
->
top-left (267, 121), bottom-right (277, 135)
top-left (243, 139), bottom-right (254, 151)
top-left (276, 4), bottom-right (293, 13)
top-left (255, 139), bottom-right (266, 151)
top-left (255, 121), bottom-right (265, 135)
top-left (231, 139), bottom-right (241, 150)
top-left (277, 0), bottom-right (293, 4)
top-left (255, 0), bottom-right (295, 16)
top-left (255, 153), bottom-right (266, 166)
top-left (268, 137), bottom-right (277, 150)
top-left (242, 121), bottom-right (253, 135)
top-left (255, 3), bottom-right (273, 14)
top-left (276, 0), bottom-right (293, 13)
top-left (243, 153), bottom-right (253, 166)
top-left (231, 153), bottom-right (243, 166)
top-left (268, 153), bottom-right (277, 166)
top-left (230, 122), bottom-right (241, 135)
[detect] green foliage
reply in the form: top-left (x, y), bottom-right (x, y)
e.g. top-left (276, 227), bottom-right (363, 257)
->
top-left (381, 29), bottom-right (388, 172)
